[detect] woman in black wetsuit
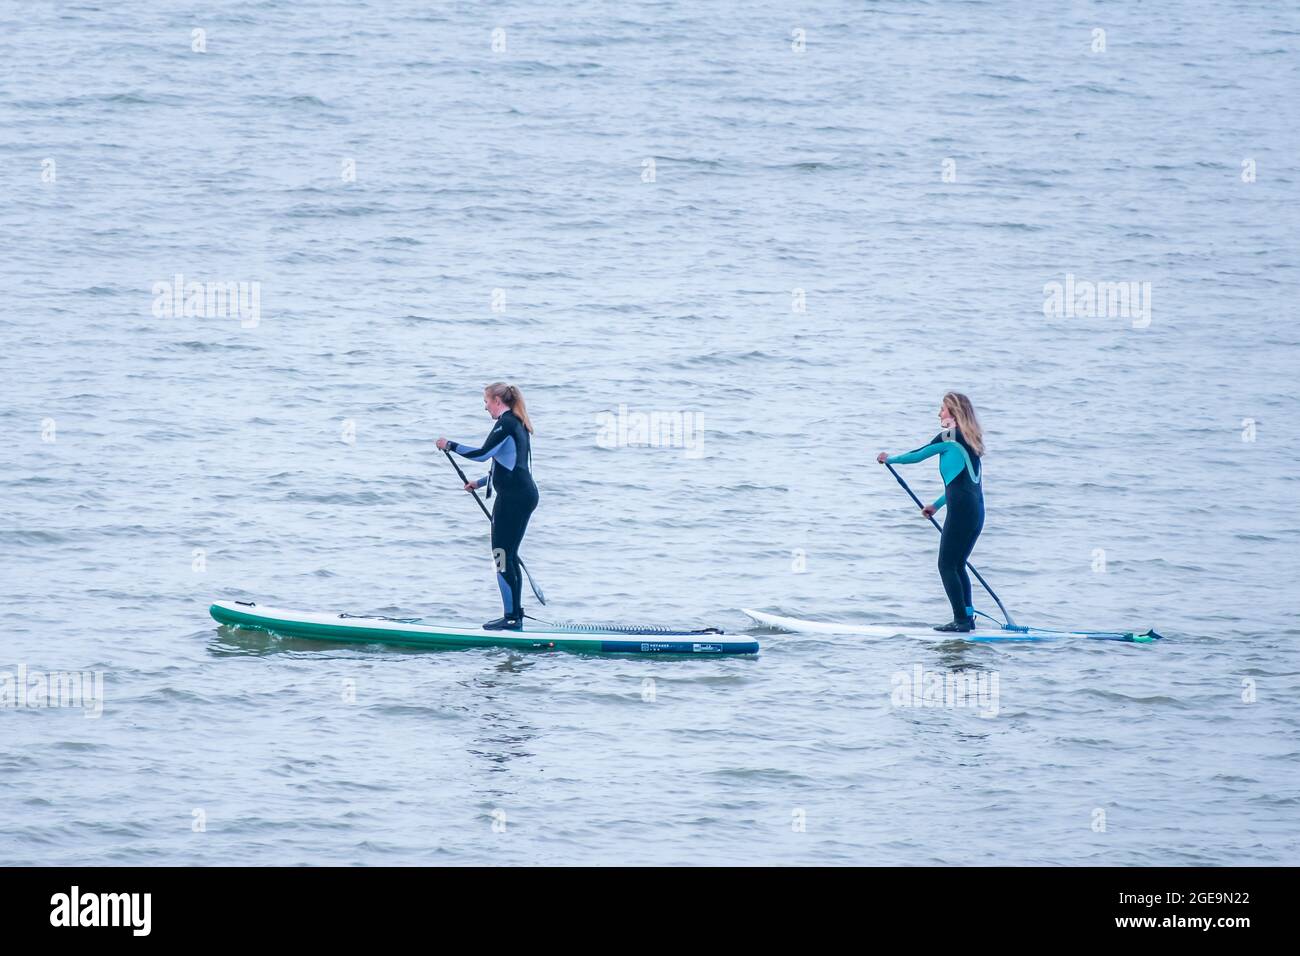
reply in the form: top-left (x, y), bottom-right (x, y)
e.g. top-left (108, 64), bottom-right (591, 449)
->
top-left (436, 383), bottom-right (539, 630)
top-left (876, 392), bottom-right (986, 632)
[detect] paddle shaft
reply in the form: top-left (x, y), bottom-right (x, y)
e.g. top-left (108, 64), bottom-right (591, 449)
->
top-left (443, 448), bottom-right (493, 521)
top-left (883, 462), bottom-right (1014, 627)
top-left (442, 448), bottom-right (546, 606)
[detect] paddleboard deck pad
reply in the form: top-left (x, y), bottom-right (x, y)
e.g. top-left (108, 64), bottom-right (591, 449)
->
top-left (211, 601), bottom-right (759, 655)
top-left (742, 608), bottom-right (1160, 644)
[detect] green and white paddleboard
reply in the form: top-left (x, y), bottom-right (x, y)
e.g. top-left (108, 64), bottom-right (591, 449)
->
top-left (210, 601), bottom-right (759, 656)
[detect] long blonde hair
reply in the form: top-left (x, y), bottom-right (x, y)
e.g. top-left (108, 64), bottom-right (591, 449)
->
top-left (485, 382), bottom-right (534, 434)
top-left (943, 392), bottom-right (984, 456)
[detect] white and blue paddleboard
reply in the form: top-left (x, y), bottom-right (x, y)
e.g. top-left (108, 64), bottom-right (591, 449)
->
top-left (742, 608), bottom-right (1161, 644)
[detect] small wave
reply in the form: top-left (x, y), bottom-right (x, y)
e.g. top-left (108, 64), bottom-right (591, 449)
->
top-left (248, 94), bottom-right (333, 109)
top-left (0, 529), bottom-right (69, 546)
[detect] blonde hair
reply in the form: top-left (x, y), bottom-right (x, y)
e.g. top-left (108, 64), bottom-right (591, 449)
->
top-left (485, 382), bottom-right (533, 434)
top-left (943, 392), bottom-right (984, 456)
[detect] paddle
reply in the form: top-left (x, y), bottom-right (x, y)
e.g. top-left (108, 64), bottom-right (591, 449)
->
top-left (883, 462), bottom-right (1014, 627)
top-left (442, 448), bottom-right (546, 606)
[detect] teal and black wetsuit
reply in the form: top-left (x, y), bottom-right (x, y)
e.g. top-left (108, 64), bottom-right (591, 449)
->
top-left (446, 409), bottom-right (538, 622)
top-left (887, 427), bottom-right (983, 625)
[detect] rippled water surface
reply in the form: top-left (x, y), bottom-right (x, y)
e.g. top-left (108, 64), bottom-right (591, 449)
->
top-left (2, 0), bottom-right (1298, 865)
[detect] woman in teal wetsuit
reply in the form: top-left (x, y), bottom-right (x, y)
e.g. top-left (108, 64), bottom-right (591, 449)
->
top-left (877, 392), bottom-right (986, 632)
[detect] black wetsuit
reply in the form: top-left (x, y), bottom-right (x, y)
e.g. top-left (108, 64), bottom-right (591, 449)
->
top-left (446, 410), bottom-right (538, 619)
top-left (887, 427), bottom-right (984, 624)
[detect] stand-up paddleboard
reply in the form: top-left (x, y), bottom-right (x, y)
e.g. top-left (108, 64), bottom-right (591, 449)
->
top-left (742, 608), bottom-right (1160, 644)
top-left (211, 601), bottom-right (759, 656)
